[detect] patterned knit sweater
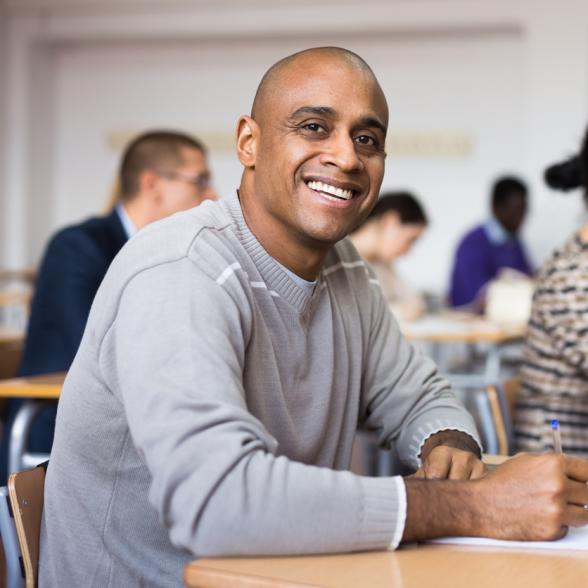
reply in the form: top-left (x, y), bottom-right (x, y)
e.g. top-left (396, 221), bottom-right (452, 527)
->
top-left (515, 234), bottom-right (588, 456)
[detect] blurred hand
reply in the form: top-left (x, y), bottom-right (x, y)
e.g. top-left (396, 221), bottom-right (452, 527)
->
top-left (415, 429), bottom-right (485, 480)
top-left (414, 444), bottom-right (485, 480)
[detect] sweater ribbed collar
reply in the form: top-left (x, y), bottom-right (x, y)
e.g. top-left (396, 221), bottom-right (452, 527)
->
top-left (223, 191), bottom-right (322, 314)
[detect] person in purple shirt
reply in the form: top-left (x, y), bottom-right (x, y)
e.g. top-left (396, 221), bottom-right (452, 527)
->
top-left (449, 176), bottom-right (533, 307)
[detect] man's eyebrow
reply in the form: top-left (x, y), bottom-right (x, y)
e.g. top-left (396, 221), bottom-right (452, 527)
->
top-left (289, 106), bottom-right (336, 119)
top-left (358, 116), bottom-right (387, 136)
top-left (289, 107), bottom-right (387, 136)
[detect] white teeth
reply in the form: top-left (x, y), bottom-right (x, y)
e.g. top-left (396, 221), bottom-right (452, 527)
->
top-left (307, 180), bottom-right (353, 200)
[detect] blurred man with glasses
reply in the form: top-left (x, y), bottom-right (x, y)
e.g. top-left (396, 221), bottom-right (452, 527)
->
top-left (0, 129), bottom-right (216, 482)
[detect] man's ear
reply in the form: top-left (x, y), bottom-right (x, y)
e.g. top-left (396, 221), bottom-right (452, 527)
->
top-left (381, 211), bottom-right (401, 230)
top-left (137, 169), bottom-right (160, 197)
top-left (236, 116), bottom-right (259, 168)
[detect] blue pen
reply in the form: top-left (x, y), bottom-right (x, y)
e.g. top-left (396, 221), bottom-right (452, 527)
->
top-left (551, 419), bottom-right (563, 454)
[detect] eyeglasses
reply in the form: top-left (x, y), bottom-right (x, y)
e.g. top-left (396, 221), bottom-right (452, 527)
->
top-left (157, 170), bottom-right (212, 190)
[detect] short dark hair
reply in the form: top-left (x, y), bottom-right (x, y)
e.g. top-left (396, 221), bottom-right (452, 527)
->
top-left (491, 176), bottom-right (527, 209)
top-left (367, 191), bottom-right (428, 225)
top-left (543, 126), bottom-right (588, 196)
top-left (582, 127), bottom-right (588, 192)
top-left (119, 130), bottom-right (206, 201)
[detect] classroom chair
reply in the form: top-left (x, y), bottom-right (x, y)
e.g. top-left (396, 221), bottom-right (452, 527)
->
top-left (7, 462), bottom-right (47, 588)
top-left (9, 401), bottom-right (51, 475)
top-left (485, 377), bottom-right (520, 455)
top-left (0, 485), bottom-right (24, 588)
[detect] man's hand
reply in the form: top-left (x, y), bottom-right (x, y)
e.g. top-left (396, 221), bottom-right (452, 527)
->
top-left (414, 430), bottom-right (485, 480)
top-left (402, 452), bottom-right (588, 543)
top-left (475, 453), bottom-right (588, 541)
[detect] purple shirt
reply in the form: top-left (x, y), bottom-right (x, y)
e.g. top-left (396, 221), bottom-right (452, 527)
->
top-left (449, 223), bottom-right (533, 307)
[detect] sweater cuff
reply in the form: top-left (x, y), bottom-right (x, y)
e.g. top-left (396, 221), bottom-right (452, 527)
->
top-left (406, 419), bottom-right (483, 469)
top-left (355, 476), bottom-right (406, 552)
top-left (388, 476), bottom-right (406, 549)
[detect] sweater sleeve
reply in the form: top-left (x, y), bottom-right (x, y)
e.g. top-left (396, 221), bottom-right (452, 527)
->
top-left (99, 258), bottom-right (404, 557)
top-left (360, 279), bottom-right (482, 470)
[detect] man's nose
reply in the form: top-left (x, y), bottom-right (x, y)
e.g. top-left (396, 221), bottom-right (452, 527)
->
top-left (320, 133), bottom-right (364, 172)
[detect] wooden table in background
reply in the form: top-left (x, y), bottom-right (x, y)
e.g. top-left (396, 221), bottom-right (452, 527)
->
top-left (401, 311), bottom-right (526, 345)
top-left (0, 373), bottom-right (64, 400)
top-left (400, 312), bottom-right (525, 385)
top-left (0, 328), bottom-right (24, 347)
top-left (184, 544), bottom-right (588, 588)
top-left (0, 328), bottom-right (24, 380)
top-left (400, 312), bottom-right (526, 455)
top-left (0, 373), bottom-right (65, 473)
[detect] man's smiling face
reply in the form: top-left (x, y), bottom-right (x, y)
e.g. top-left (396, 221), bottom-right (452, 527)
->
top-left (242, 51), bottom-right (388, 255)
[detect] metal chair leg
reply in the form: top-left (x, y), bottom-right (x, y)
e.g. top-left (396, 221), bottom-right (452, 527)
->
top-left (9, 401), bottom-right (49, 476)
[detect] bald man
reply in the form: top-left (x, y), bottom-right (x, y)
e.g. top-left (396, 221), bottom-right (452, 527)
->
top-left (41, 49), bottom-right (588, 587)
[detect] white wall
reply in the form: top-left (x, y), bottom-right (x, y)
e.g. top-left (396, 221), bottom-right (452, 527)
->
top-left (1, 0), bottom-right (588, 297)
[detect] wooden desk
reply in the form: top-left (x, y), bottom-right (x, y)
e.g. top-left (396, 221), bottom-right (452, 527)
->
top-left (400, 313), bottom-right (525, 388)
top-left (0, 373), bottom-right (64, 400)
top-left (184, 545), bottom-right (588, 588)
top-left (0, 291), bottom-right (30, 308)
top-left (0, 328), bottom-right (24, 347)
top-left (401, 311), bottom-right (526, 345)
top-left (0, 269), bottom-right (36, 285)
top-left (400, 312), bottom-right (526, 455)
top-left (0, 328), bottom-right (24, 381)
top-left (0, 373), bottom-right (65, 474)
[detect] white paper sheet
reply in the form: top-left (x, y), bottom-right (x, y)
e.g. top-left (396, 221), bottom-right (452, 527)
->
top-left (428, 525), bottom-right (588, 551)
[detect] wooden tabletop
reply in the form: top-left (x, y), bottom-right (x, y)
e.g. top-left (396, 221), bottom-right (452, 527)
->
top-left (0, 327), bottom-right (24, 346)
top-left (0, 372), bottom-right (65, 399)
top-left (400, 311), bottom-right (526, 344)
top-left (0, 269), bottom-right (36, 284)
top-left (0, 291), bottom-right (31, 307)
top-left (184, 544), bottom-right (588, 588)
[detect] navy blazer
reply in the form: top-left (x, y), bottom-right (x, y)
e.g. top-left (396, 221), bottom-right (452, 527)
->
top-left (19, 209), bottom-right (128, 376)
top-left (0, 211), bottom-right (127, 481)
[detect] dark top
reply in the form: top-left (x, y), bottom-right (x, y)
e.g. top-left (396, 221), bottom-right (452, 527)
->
top-left (449, 224), bottom-right (533, 307)
top-left (0, 210), bottom-right (128, 482)
top-left (19, 209), bottom-right (128, 376)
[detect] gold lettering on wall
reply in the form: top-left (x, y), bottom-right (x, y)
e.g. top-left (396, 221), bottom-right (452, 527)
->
top-left (107, 129), bottom-right (473, 158)
top-left (386, 131), bottom-right (473, 157)
top-left (106, 130), bottom-right (236, 153)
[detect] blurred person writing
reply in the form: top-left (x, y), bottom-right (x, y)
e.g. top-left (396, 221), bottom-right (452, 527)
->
top-left (449, 176), bottom-right (533, 308)
top-left (0, 130), bottom-right (216, 481)
top-left (351, 191), bottom-right (428, 321)
top-left (515, 127), bottom-right (588, 456)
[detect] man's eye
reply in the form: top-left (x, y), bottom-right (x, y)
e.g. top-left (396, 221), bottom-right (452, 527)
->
top-left (302, 123), bottom-right (325, 133)
top-left (354, 135), bottom-right (377, 147)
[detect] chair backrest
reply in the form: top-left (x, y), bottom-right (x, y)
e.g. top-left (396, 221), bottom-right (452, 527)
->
top-left (8, 464), bottom-right (46, 588)
top-left (0, 486), bottom-right (24, 588)
top-left (486, 377), bottom-right (520, 455)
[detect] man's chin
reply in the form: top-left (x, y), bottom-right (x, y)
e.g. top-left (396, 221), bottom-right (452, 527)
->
top-left (303, 226), bottom-right (353, 249)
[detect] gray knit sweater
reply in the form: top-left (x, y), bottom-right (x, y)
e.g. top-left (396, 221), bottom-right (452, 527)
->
top-left (40, 191), bottom-right (480, 587)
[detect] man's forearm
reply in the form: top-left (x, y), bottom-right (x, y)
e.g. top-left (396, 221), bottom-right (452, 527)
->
top-left (402, 477), bottom-right (481, 542)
